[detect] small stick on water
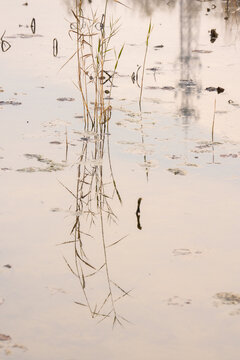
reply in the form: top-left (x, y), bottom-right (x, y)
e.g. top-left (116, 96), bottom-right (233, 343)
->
top-left (53, 38), bottom-right (58, 57)
top-left (31, 18), bottom-right (36, 34)
top-left (136, 198), bottom-right (142, 230)
top-left (139, 20), bottom-right (153, 111)
top-left (211, 98), bottom-right (216, 142)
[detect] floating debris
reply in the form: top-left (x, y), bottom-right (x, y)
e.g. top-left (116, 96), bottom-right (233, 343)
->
top-left (228, 99), bottom-right (239, 107)
top-left (136, 198), bottom-right (142, 230)
top-left (46, 286), bottom-right (66, 295)
top-left (205, 86), bottom-right (217, 92)
top-left (168, 168), bottom-right (186, 176)
top-left (17, 153), bottom-right (66, 172)
top-left (53, 38), bottom-right (58, 57)
top-left (6, 34), bottom-right (43, 39)
top-left (172, 248), bottom-right (191, 256)
top-left (12, 344), bottom-right (28, 351)
top-left (186, 163), bottom-right (198, 167)
top-left (145, 86), bottom-right (161, 90)
top-left (214, 292), bottom-right (240, 305)
top-left (57, 97), bottom-right (75, 102)
top-left (197, 141), bottom-right (221, 148)
top-left (192, 49), bottom-right (212, 53)
top-left (0, 100), bottom-right (22, 106)
top-left (0, 334), bottom-right (11, 342)
top-left (1, 31), bottom-right (11, 52)
top-left (210, 28), bottom-right (218, 43)
top-left (164, 296), bottom-right (192, 307)
top-left (172, 249), bottom-right (202, 256)
top-left (1, 167), bottom-right (11, 171)
top-left (217, 87), bottom-right (224, 94)
top-left (49, 141), bottom-right (62, 145)
top-left (154, 44), bottom-right (164, 50)
top-left (161, 86), bottom-right (175, 91)
top-left (220, 153), bottom-right (239, 158)
top-left (30, 18), bottom-right (36, 34)
top-left (3, 264), bottom-right (12, 269)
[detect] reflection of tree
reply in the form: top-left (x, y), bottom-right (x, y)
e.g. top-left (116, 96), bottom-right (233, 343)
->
top-left (222, 0), bottom-right (240, 20)
top-left (128, 0), bottom-right (177, 15)
top-left (62, 0), bottom-right (177, 14)
top-left (176, 0), bottom-right (201, 124)
top-left (221, 0), bottom-right (240, 37)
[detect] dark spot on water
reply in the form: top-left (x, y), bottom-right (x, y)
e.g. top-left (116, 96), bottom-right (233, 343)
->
top-left (210, 28), bottom-right (218, 43)
top-left (217, 86), bottom-right (224, 94)
top-left (3, 264), bottom-right (12, 269)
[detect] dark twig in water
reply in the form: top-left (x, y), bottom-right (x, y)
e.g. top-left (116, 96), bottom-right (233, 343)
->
top-left (136, 197), bottom-right (142, 230)
top-left (31, 18), bottom-right (36, 34)
top-left (53, 38), bottom-right (58, 57)
top-left (1, 31), bottom-right (11, 52)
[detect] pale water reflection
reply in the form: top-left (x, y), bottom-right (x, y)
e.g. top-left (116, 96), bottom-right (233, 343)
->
top-left (1, 0), bottom-right (240, 359)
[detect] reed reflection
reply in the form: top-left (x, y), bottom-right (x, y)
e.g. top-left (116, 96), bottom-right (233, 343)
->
top-left (62, 1), bottom-right (130, 326)
top-left (176, 0), bottom-right (201, 124)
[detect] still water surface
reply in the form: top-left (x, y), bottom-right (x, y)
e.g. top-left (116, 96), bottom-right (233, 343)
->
top-left (1, 0), bottom-right (240, 359)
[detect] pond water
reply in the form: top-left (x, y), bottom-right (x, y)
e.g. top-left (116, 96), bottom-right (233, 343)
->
top-left (1, 0), bottom-right (240, 359)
